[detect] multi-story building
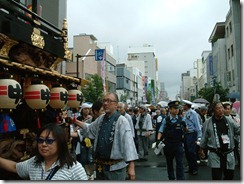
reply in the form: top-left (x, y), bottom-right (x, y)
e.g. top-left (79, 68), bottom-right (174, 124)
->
top-left (200, 51), bottom-right (212, 88)
top-left (180, 69), bottom-right (197, 101)
top-left (225, 0), bottom-right (241, 93)
top-left (66, 34), bottom-right (117, 92)
top-left (209, 22), bottom-right (226, 88)
top-left (116, 63), bottom-right (137, 105)
top-left (127, 44), bottom-right (159, 104)
top-left (127, 44), bottom-right (157, 81)
top-left (208, 0), bottom-right (240, 93)
top-left (182, 0), bottom-right (240, 100)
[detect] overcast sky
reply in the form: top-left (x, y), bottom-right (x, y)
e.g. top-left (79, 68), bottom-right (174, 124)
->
top-left (67, 0), bottom-right (231, 100)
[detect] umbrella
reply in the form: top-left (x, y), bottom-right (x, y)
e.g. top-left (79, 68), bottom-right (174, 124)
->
top-left (157, 101), bottom-right (168, 107)
top-left (232, 101), bottom-right (240, 115)
top-left (193, 98), bottom-right (209, 104)
top-left (227, 92), bottom-right (240, 99)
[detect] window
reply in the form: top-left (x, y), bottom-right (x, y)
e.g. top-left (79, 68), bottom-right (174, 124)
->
top-left (229, 22), bottom-right (232, 34)
top-left (228, 48), bottom-right (230, 60)
top-left (227, 71), bottom-right (231, 81)
top-left (231, 45), bottom-right (234, 57)
top-left (226, 27), bottom-right (229, 37)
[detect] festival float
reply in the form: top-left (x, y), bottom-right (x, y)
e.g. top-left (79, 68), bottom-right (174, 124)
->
top-left (0, 0), bottom-right (85, 179)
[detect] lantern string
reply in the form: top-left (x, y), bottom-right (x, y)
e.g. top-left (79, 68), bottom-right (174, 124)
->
top-left (56, 115), bottom-right (60, 124)
top-left (3, 114), bottom-right (8, 132)
top-left (36, 110), bottom-right (41, 129)
top-left (73, 113), bottom-right (76, 122)
top-left (37, 116), bottom-right (41, 129)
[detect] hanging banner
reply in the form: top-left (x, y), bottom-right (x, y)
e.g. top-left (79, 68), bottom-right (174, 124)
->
top-left (101, 49), bottom-right (106, 93)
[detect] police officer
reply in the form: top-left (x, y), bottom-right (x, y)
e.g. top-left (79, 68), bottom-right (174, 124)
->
top-left (156, 100), bottom-right (188, 180)
top-left (182, 100), bottom-right (202, 175)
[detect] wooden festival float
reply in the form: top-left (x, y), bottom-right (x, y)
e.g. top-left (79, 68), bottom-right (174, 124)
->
top-left (0, 0), bottom-right (85, 179)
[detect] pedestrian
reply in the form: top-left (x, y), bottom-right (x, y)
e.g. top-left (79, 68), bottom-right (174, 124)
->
top-left (182, 100), bottom-right (202, 175)
top-left (196, 106), bottom-right (208, 163)
top-left (199, 102), bottom-right (240, 180)
top-left (128, 107), bottom-right (139, 151)
top-left (222, 101), bottom-right (240, 167)
top-left (152, 109), bottom-right (165, 142)
top-left (156, 100), bottom-right (187, 180)
top-left (0, 123), bottom-right (87, 180)
top-left (135, 104), bottom-right (153, 161)
top-left (117, 102), bottom-right (135, 138)
top-left (73, 92), bottom-right (138, 180)
top-left (75, 103), bottom-right (93, 179)
top-left (81, 100), bottom-right (105, 180)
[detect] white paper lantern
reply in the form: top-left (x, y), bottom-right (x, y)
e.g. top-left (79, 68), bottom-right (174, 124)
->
top-left (24, 84), bottom-right (50, 109)
top-left (49, 87), bottom-right (68, 109)
top-left (0, 79), bottom-right (22, 109)
top-left (67, 89), bottom-right (83, 108)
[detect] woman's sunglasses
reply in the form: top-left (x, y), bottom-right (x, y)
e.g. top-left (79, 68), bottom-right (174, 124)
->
top-left (36, 137), bottom-right (56, 145)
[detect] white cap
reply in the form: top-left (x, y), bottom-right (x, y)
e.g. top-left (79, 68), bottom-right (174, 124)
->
top-left (80, 103), bottom-right (92, 109)
top-left (182, 99), bottom-right (193, 106)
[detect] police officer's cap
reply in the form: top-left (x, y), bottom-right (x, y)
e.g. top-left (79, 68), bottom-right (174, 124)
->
top-left (182, 99), bottom-right (193, 106)
top-left (168, 100), bottom-right (180, 108)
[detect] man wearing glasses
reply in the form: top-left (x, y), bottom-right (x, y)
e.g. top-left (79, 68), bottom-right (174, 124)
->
top-left (74, 92), bottom-right (138, 180)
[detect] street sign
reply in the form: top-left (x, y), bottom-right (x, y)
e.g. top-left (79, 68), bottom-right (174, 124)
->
top-left (95, 49), bottom-right (105, 61)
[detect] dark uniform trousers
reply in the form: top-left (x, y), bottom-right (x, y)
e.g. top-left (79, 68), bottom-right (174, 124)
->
top-left (164, 142), bottom-right (185, 180)
top-left (184, 131), bottom-right (198, 172)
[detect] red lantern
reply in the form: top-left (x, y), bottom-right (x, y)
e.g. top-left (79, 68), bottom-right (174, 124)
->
top-left (67, 89), bottom-right (83, 108)
top-left (24, 84), bottom-right (50, 109)
top-left (49, 87), bottom-right (68, 109)
top-left (0, 79), bottom-right (22, 109)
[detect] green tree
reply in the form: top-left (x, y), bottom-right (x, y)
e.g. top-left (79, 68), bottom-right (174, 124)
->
top-left (81, 74), bottom-right (104, 103)
top-left (197, 82), bottom-right (229, 103)
top-left (146, 91), bottom-right (152, 104)
top-left (120, 93), bottom-right (127, 102)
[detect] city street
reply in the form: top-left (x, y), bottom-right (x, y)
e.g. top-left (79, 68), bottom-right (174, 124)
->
top-left (134, 135), bottom-right (241, 181)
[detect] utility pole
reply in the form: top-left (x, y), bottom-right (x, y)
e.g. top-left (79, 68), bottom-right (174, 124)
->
top-left (76, 54), bottom-right (81, 78)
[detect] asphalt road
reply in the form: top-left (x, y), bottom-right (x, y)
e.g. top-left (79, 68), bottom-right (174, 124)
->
top-left (134, 135), bottom-right (241, 181)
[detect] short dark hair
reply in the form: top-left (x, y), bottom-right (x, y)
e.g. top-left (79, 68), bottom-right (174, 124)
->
top-left (92, 100), bottom-right (103, 114)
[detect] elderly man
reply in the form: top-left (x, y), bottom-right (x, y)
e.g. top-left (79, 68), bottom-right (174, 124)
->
top-left (117, 102), bottom-right (135, 138)
top-left (73, 93), bottom-right (138, 180)
top-left (135, 104), bottom-right (153, 161)
top-left (199, 102), bottom-right (240, 180)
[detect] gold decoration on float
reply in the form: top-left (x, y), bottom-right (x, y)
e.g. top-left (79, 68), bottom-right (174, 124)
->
top-left (31, 28), bottom-right (45, 49)
top-left (0, 33), bottom-right (18, 58)
top-left (62, 18), bottom-right (72, 60)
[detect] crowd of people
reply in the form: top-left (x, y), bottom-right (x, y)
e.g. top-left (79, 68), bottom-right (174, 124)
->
top-left (0, 92), bottom-right (240, 181)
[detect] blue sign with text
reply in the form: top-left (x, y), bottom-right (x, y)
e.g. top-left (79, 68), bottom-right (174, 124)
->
top-left (95, 49), bottom-right (105, 61)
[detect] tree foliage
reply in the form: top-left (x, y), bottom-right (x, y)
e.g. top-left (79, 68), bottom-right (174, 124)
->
top-left (197, 82), bottom-right (229, 103)
top-left (81, 74), bottom-right (104, 103)
top-left (146, 91), bottom-right (152, 104)
top-left (120, 93), bottom-right (127, 102)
